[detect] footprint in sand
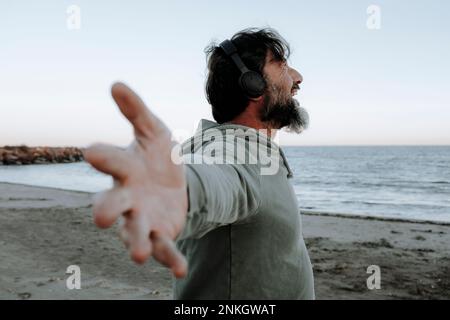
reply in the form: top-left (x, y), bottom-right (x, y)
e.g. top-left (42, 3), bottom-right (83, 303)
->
top-left (18, 292), bottom-right (32, 299)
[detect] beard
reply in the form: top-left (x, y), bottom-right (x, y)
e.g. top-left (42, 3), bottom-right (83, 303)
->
top-left (259, 82), bottom-right (310, 134)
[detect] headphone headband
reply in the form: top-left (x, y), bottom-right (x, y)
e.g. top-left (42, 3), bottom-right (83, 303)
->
top-left (219, 40), bottom-right (250, 74)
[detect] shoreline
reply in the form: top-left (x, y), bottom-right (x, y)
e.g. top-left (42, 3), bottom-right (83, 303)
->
top-left (0, 182), bottom-right (449, 299)
top-left (1, 181), bottom-right (449, 226)
top-left (302, 211), bottom-right (450, 227)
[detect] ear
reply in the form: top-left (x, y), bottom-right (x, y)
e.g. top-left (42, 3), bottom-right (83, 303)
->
top-left (248, 95), bottom-right (264, 102)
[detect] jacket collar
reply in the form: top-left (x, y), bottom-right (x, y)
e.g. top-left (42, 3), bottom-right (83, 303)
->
top-left (194, 119), bottom-right (293, 178)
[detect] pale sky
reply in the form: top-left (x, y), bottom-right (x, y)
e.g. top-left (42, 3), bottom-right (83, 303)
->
top-left (1, 0), bottom-right (449, 147)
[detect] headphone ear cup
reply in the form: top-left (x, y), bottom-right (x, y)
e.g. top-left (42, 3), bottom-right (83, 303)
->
top-left (239, 71), bottom-right (266, 98)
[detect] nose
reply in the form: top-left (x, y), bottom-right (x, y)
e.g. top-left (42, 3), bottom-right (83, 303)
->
top-left (289, 67), bottom-right (303, 85)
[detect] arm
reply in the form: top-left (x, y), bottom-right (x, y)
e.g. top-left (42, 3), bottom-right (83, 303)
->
top-left (83, 82), bottom-right (260, 279)
top-left (177, 162), bottom-right (261, 240)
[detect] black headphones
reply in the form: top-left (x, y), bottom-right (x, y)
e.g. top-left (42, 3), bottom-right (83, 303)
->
top-left (219, 39), bottom-right (266, 98)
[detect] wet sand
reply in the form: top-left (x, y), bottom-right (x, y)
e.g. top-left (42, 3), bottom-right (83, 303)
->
top-left (0, 182), bottom-right (449, 300)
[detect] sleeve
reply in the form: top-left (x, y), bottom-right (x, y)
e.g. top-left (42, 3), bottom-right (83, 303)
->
top-left (176, 161), bottom-right (262, 240)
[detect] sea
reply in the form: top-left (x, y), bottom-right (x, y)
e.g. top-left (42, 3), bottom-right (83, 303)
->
top-left (0, 146), bottom-right (449, 223)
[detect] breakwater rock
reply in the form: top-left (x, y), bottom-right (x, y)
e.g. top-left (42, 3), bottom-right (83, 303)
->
top-left (0, 146), bottom-right (84, 165)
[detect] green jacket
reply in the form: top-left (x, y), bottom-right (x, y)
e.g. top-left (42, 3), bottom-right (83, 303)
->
top-left (173, 119), bottom-right (315, 300)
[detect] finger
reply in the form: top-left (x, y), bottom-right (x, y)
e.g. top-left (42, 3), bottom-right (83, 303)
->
top-left (118, 217), bottom-right (130, 248)
top-left (151, 232), bottom-right (188, 278)
top-left (126, 212), bottom-right (152, 264)
top-left (111, 82), bottom-right (168, 140)
top-left (83, 143), bottom-right (133, 181)
top-left (92, 187), bottom-right (132, 228)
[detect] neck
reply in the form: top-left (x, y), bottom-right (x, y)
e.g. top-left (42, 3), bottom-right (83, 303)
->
top-left (226, 114), bottom-right (277, 139)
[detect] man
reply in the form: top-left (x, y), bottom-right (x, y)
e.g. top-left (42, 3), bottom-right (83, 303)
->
top-left (84, 28), bottom-right (314, 299)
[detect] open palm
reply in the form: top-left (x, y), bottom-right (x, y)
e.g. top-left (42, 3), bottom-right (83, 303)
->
top-left (83, 83), bottom-right (188, 278)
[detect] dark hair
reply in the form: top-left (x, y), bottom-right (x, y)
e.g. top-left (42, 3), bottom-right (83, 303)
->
top-left (205, 28), bottom-right (290, 124)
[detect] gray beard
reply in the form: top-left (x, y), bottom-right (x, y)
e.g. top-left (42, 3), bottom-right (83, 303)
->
top-left (259, 94), bottom-right (310, 134)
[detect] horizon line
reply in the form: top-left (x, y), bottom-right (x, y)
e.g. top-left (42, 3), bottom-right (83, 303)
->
top-left (281, 144), bottom-right (450, 147)
top-left (1, 144), bottom-right (450, 148)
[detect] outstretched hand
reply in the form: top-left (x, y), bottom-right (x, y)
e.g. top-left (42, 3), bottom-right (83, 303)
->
top-left (83, 83), bottom-right (188, 278)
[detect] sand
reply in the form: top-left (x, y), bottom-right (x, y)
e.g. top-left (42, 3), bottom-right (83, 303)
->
top-left (0, 182), bottom-right (449, 300)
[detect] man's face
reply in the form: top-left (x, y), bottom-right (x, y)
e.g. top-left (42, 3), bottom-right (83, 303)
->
top-left (259, 51), bottom-right (309, 133)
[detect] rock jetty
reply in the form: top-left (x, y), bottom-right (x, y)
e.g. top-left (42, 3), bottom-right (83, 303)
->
top-left (0, 146), bottom-right (84, 165)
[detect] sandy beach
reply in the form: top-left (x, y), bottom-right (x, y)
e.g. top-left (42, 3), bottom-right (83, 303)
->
top-left (0, 182), bottom-right (448, 300)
